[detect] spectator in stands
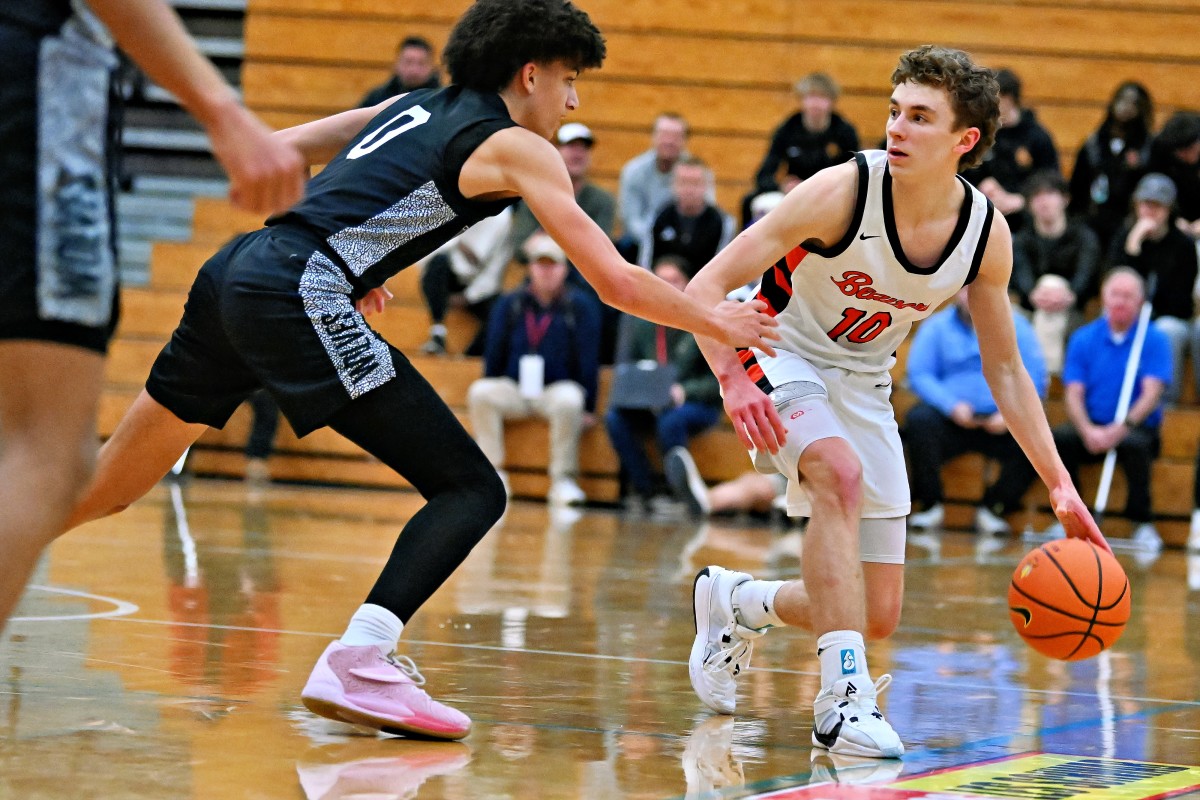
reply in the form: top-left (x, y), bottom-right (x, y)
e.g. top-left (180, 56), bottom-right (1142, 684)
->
top-left (467, 233), bottom-right (600, 506)
top-left (418, 207), bottom-right (514, 356)
top-left (1030, 268), bottom-right (1171, 550)
top-left (507, 122), bottom-right (618, 361)
top-left (642, 156), bottom-right (735, 277)
top-left (741, 72), bottom-right (859, 228)
top-left (1147, 111), bottom-right (1200, 239)
top-left (665, 448), bottom-right (787, 518)
top-left (904, 287), bottom-right (1048, 536)
top-left (617, 113), bottom-right (689, 261)
top-left (605, 257), bottom-right (722, 514)
top-left (244, 390), bottom-right (280, 485)
top-left (1012, 170), bottom-right (1101, 372)
top-left (358, 35), bottom-right (440, 107)
top-left (963, 68), bottom-right (1058, 231)
top-left (1107, 173), bottom-right (1199, 403)
top-left (1068, 82), bottom-right (1154, 250)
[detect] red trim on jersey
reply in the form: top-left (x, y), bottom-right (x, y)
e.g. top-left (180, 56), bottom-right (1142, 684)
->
top-left (746, 363), bottom-right (765, 383)
top-left (774, 265), bottom-right (793, 296)
top-left (737, 348), bottom-right (755, 364)
top-left (784, 246), bottom-right (808, 271)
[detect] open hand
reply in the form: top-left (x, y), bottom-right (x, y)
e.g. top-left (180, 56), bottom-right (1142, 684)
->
top-left (723, 374), bottom-right (786, 454)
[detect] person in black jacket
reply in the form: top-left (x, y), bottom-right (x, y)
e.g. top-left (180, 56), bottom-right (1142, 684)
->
top-left (741, 72), bottom-right (859, 228)
top-left (358, 35), bottom-right (441, 108)
top-left (1108, 173), bottom-right (1199, 403)
top-left (963, 68), bottom-right (1058, 232)
top-left (1068, 82), bottom-right (1154, 250)
top-left (644, 155), bottom-right (734, 277)
top-left (1012, 171), bottom-right (1101, 372)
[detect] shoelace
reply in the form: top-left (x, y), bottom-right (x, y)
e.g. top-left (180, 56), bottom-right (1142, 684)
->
top-left (702, 623), bottom-right (763, 676)
top-left (385, 652), bottom-right (427, 686)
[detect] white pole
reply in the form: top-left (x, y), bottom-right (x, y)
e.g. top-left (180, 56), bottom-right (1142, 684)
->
top-left (1094, 299), bottom-right (1153, 515)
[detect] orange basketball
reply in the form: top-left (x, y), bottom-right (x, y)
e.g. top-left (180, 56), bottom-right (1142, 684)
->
top-left (1008, 538), bottom-right (1131, 661)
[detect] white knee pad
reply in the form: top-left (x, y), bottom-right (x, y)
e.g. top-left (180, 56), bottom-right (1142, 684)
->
top-left (751, 381), bottom-right (847, 478)
top-left (860, 517), bottom-right (906, 565)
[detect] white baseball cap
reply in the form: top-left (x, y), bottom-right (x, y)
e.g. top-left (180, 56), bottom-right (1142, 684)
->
top-left (556, 122), bottom-right (595, 146)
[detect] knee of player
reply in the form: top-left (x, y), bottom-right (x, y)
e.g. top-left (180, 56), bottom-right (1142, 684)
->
top-left (865, 609), bottom-right (901, 641)
top-left (475, 469), bottom-right (508, 523)
top-left (807, 447), bottom-right (863, 508)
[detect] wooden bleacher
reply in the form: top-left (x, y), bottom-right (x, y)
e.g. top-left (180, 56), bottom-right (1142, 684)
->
top-left (99, 0), bottom-right (1200, 546)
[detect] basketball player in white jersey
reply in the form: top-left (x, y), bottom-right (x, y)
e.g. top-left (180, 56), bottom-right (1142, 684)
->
top-left (684, 46), bottom-right (1112, 759)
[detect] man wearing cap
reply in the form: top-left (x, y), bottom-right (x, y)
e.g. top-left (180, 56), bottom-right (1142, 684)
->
top-left (508, 122), bottom-right (615, 252)
top-left (467, 232), bottom-right (601, 506)
top-left (509, 122), bottom-right (617, 358)
top-left (1108, 172), bottom-right (1200, 403)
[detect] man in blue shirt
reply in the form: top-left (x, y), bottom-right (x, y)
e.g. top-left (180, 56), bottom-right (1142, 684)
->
top-left (467, 232), bottom-right (601, 505)
top-left (1045, 267), bottom-right (1172, 548)
top-left (905, 287), bottom-right (1048, 535)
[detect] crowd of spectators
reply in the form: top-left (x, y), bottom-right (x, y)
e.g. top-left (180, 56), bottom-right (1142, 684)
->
top-left (242, 39), bottom-right (1200, 549)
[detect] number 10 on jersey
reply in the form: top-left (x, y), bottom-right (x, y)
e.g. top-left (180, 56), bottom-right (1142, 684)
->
top-left (826, 308), bottom-right (892, 343)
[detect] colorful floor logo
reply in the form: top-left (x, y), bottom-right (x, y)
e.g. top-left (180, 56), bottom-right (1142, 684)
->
top-left (753, 754), bottom-right (1200, 800)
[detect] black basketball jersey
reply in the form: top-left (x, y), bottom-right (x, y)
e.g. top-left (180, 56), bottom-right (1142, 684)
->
top-left (270, 86), bottom-right (520, 292)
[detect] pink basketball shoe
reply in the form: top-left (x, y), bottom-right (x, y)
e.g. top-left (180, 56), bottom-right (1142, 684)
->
top-left (301, 642), bottom-right (471, 740)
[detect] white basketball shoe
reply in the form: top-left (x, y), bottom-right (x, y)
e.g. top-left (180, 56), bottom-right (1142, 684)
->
top-left (812, 674), bottom-right (904, 758)
top-left (689, 566), bottom-right (766, 714)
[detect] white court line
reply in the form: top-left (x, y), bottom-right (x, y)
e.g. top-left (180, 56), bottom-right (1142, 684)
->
top-left (95, 615), bottom-right (1200, 708)
top-left (10, 585), bottom-right (140, 623)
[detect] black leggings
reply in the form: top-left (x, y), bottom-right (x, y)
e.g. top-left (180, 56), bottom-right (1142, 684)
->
top-left (325, 347), bottom-right (506, 622)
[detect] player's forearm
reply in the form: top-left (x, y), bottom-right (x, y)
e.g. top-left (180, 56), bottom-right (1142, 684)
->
top-left (275, 107), bottom-right (381, 167)
top-left (88, 0), bottom-right (240, 128)
top-left (611, 266), bottom-right (725, 341)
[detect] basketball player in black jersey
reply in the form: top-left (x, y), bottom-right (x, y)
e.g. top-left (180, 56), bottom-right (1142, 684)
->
top-left (0, 1), bottom-right (302, 638)
top-left (2, 0), bottom-right (778, 739)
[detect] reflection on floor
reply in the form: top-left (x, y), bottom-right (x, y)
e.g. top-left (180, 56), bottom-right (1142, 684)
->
top-left (2, 478), bottom-right (1199, 799)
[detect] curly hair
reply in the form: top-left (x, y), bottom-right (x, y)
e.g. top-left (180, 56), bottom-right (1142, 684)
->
top-left (891, 46), bottom-right (999, 171)
top-left (443, 0), bottom-right (606, 93)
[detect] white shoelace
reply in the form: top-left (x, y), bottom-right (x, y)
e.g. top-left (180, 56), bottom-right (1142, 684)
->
top-left (701, 624), bottom-right (763, 675)
top-left (385, 652), bottom-right (427, 686)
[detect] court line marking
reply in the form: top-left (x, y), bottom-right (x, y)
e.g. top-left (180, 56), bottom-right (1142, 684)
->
top-left (97, 616), bottom-right (1200, 710)
top-left (10, 585), bottom-right (140, 623)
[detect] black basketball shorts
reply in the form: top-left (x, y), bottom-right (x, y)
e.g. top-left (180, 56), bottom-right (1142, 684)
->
top-left (146, 228), bottom-right (401, 437)
top-left (0, 16), bottom-right (120, 353)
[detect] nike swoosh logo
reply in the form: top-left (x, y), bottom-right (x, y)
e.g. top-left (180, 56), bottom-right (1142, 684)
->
top-left (859, 233), bottom-right (881, 240)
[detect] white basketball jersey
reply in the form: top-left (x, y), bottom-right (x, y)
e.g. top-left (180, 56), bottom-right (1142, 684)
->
top-left (741, 150), bottom-right (994, 386)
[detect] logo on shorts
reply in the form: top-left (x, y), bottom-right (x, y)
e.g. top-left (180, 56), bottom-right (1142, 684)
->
top-left (840, 648), bottom-right (858, 675)
top-left (790, 409), bottom-right (805, 419)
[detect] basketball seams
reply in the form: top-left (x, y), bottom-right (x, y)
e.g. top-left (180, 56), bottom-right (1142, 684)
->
top-left (1007, 582), bottom-right (1127, 627)
top-left (1046, 543), bottom-right (1101, 658)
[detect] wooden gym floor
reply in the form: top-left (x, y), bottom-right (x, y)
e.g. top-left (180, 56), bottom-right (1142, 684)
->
top-left (2, 478), bottom-right (1199, 799)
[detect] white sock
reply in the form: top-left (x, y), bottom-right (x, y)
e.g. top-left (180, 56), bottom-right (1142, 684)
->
top-left (732, 580), bottom-right (786, 630)
top-left (816, 630), bottom-right (870, 690)
top-left (339, 604), bottom-right (404, 656)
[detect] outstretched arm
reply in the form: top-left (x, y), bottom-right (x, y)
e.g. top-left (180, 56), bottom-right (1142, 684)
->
top-left (685, 162), bottom-right (859, 454)
top-left (87, 0), bottom-right (304, 214)
top-left (464, 127), bottom-right (779, 352)
top-left (969, 215), bottom-right (1112, 552)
